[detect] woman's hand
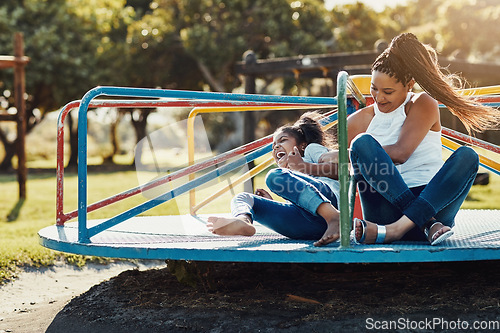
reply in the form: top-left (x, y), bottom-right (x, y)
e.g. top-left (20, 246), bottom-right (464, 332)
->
top-left (255, 188), bottom-right (273, 200)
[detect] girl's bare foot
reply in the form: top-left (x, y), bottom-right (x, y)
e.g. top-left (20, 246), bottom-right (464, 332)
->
top-left (314, 203), bottom-right (340, 246)
top-left (314, 216), bottom-right (340, 247)
top-left (207, 216), bottom-right (256, 236)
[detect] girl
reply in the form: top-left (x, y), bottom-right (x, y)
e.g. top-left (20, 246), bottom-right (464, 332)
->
top-left (207, 112), bottom-right (342, 246)
top-left (348, 33), bottom-right (499, 245)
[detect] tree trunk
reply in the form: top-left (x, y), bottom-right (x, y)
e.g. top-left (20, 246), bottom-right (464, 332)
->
top-left (103, 110), bottom-right (122, 164)
top-left (0, 139), bottom-right (16, 171)
top-left (67, 112), bottom-right (79, 167)
top-left (196, 61), bottom-right (226, 93)
top-left (0, 127), bottom-right (15, 171)
top-left (130, 108), bottom-right (151, 167)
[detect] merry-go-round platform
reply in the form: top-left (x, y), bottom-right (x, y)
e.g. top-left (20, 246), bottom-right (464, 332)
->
top-left (38, 74), bottom-right (500, 265)
top-left (39, 209), bottom-right (500, 263)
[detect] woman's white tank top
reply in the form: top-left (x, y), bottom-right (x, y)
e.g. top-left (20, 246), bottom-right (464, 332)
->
top-left (365, 93), bottom-right (444, 187)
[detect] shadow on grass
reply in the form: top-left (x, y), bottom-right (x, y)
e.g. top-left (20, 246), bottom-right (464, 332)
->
top-left (7, 198), bottom-right (25, 222)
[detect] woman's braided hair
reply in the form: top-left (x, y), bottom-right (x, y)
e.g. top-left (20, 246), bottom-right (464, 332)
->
top-left (372, 32), bottom-right (499, 133)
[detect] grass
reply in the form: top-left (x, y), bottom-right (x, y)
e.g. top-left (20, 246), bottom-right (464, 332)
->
top-left (0, 165), bottom-right (268, 284)
top-left (0, 162), bottom-right (499, 284)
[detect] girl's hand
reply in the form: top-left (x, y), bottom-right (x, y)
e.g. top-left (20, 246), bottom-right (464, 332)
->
top-left (287, 146), bottom-right (305, 172)
top-left (255, 188), bottom-right (273, 200)
top-left (277, 153), bottom-right (289, 168)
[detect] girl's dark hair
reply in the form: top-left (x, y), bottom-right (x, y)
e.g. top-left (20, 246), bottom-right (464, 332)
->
top-left (372, 32), bottom-right (499, 133)
top-left (277, 111), bottom-right (335, 149)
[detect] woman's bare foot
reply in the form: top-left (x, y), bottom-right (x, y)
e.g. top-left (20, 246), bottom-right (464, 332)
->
top-left (207, 216), bottom-right (256, 236)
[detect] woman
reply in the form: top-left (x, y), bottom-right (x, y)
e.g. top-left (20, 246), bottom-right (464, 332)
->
top-left (348, 33), bottom-right (498, 245)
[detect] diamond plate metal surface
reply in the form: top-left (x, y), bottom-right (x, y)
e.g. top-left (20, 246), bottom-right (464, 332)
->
top-left (39, 210), bottom-right (500, 263)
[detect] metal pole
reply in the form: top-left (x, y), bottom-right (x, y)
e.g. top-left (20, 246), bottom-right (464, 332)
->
top-left (243, 50), bottom-right (257, 193)
top-left (14, 32), bottom-right (27, 200)
top-left (337, 71), bottom-right (350, 248)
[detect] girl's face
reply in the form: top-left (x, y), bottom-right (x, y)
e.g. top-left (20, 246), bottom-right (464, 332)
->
top-left (272, 130), bottom-right (299, 163)
top-left (370, 70), bottom-right (413, 113)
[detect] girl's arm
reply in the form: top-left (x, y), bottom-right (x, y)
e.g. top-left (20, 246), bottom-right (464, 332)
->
top-left (286, 147), bottom-right (339, 179)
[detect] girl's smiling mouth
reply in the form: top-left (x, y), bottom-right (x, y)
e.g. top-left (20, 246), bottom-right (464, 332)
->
top-left (276, 152), bottom-right (286, 159)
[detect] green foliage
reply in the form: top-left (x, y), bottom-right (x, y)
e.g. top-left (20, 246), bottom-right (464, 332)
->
top-left (329, 2), bottom-right (382, 51)
top-left (381, 0), bottom-right (500, 61)
top-left (434, 0), bottom-right (500, 60)
top-left (139, 0), bottom-right (333, 91)
top-left (1, 0), bottom-right (499, 112)
top-left (0, 0), bottom-right (135, 113)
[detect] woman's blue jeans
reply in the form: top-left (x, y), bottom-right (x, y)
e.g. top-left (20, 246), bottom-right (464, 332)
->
top-left (350, 133), bottom-right (479, 241)
top-left (230, 168), bottom-right (338, 240)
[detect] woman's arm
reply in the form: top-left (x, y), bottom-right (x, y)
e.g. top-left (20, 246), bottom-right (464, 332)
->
top-left (347, 106), bottom-right (374, 146)
top-left (383, 93), bottom-right (440, 164)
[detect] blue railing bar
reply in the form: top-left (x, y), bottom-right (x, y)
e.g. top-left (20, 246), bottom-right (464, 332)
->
top-left (77, 87), bottom-right (339, 242)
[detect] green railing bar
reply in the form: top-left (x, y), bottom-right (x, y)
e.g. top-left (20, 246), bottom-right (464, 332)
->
top-left (337, 71), bottom-right (351, 248)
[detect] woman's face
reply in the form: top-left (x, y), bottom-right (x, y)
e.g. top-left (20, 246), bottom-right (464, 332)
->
top-left (370, 70), bottom-right (413, 113)
top-left (272, 130), bottom-right (299, 163)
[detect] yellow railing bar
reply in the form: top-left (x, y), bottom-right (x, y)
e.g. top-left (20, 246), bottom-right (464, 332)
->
top-left (441, 136), bottom-right (500, 172)
top-left (349, 74), bottom-right (500, 97)
top-left (187, 105), bottom-right (327, 214)
top-left (458, 85), bottom-right (500, 96)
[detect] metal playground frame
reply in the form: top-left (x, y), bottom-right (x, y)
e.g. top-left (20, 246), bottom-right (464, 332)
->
top-left (38, 72), bottom-right (500, 263)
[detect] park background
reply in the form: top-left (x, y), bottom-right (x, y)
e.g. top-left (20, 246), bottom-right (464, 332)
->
top-left (1, 0), bottom-right (499, 283)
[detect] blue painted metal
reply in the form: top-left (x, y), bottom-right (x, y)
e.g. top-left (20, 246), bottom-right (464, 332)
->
top-left (439, 102), bottom-right (500, 108)
top-left (38, 210), bottom-right (500, 263)
top-left (77, 87), bottom-right (339, 242)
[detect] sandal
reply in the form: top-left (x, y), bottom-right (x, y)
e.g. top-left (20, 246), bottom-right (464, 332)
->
top-left (425, 222), bottom-right (454, 246)
top-left (353, 218), bottom-right (386, 244)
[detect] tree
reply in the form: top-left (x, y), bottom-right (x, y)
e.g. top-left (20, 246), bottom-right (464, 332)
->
top-left (0, 0), bottom-right (136, 168)
top-left (433, 0), bottom-right (500, 60)
top-left (328, 2), bottom-right (381, 52)
top-left (151, 0), bottom-right (334, 92)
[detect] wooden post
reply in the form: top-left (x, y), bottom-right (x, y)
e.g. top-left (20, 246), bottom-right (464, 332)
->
top-left (243, 50), bottom-right (256, 193)
top-left (14, 32), bottom-right (27, 199)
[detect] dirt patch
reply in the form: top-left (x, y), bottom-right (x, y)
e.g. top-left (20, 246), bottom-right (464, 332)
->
top-left (45, 260), bottom-right (500, 332)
